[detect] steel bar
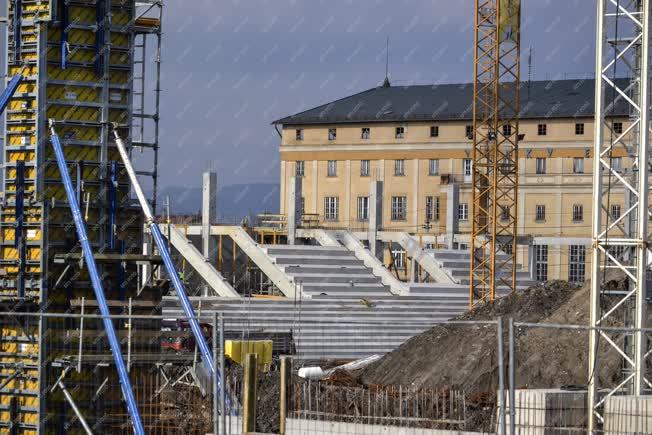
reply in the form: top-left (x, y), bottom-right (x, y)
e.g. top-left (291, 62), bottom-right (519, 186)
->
top-left (58, 381), bottom-right (93, 435)
top-left (49, 122), bottom-right (145, 435)
top-left (508, 318), bottom-right (515, 435)
top-left (497, 317), bottom-right (506, 435)
top-left (220, 313), bottom-right (227, 430)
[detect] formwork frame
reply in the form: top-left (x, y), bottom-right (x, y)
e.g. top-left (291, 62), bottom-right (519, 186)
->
top-left (588, 0), bottom-right (651, 430)
top-left (469, 0), bottom-right (521, 307)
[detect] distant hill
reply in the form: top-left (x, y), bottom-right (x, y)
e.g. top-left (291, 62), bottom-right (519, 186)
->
top-left (157, 183), bottom-right (279, 221)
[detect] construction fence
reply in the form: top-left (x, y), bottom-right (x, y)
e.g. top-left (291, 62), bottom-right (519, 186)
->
top-left (0, 312), bottom-right (650, 434)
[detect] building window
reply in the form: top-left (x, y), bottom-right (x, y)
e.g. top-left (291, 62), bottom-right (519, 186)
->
top-left (357, 196), bottom-right (369, 222)
top-left (502, 124), bottom-right (512, 136)
top-left (392, 249), bottom-right (406, 269)
top-left (458, 203), bottom-right (469, 221)
top-left (572, 204), bottom-right (584, 222)
top-left (296, 129), bottom-right (304, 140)
top-left (361, 127), bottom-right (370, 140)
top-left (394, 159), bottom-right (405, 176)
top-left (299, 197), bottom-right (305, 215)
top-left (426, 196), bottom-right (440, 222)
top-left (575, 123), bottom-right (584, 135)
top-left (463, 159), bottom-right (473, 176)
top-left (569, 245), bottom-right (586, 283)
top-left (536, 205), bottom-right (546, 222)
top-left (391, 196), bottom-right (407, 221)
top-left (613, 122), bottom-right (623, 134)
top-left (324, 197), bottom-right (339, 221)
top-left (295, 160), bottom-right (304, 177)
top-left (535, 245), bottom-right (548, 282)
top-left (360, 160), bottom-right (370, 177)
top-left (611, 204), bottom-right (621, 220)
top-left (537, 124), bottom-right (547, 136)
top-left (535, 157), bottom-right (546, 175)
top-left (612, 157), bottom-right (622, 172)
top-left (573, 157), bottom-right (584, 174)
top-left (327, 160), bottom-right (337, 177)
top-left (395, 126), bottom-right (405, 139)
top-left (500, 205), bottom-right (510, 221)
top-left (328, 128), bottom-right (337, 140)
top-left (465, 125), bottom-right (473, 139)
top-left (429, 159), bottom-right (439, 176)
top-left (430, 126), bottom-right (439, 137)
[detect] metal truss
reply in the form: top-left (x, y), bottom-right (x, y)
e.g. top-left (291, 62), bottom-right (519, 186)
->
top-left (588, 0), bottom-right (651, 430)
top-left (469, 0), bottom-right (521, 307)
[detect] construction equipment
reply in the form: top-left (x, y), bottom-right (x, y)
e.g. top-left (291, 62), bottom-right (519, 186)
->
top-left (469, 0), bottom-right (521, 307)
top-left (49, 122), bottom-right (145, 435)
top-left (112, 127), bottom-right (226, 390)
top-left (0, 72), bottom-right (22, 115)
top-left (588, 0), bottom-right (651, 429)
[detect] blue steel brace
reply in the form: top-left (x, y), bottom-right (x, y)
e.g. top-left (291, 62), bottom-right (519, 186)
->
top-left (0, 73), bottom-right (23, 115)
top-left (49, 122), bottom-right (145, 435)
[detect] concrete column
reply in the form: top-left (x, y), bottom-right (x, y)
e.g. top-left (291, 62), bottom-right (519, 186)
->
top-left (202, 171), bottom-right (217, 296)
top-left (280, 161), bottom-right (287, 214)
top-left (287, 176), bottom-right (302, 245)
top-left (368, 180), bottom-right (384, 259)
top-left (528, 244), bottom-right (536, 280)
top-left (446, 183), bottom-right (459, 249)
top-left (312, 160), bottom-right (318, 213)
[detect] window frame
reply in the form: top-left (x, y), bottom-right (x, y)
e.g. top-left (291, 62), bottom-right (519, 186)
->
top-left (569, 245), bottom-right (586, 283)
top-left (357, 196), bottom-right (369, 222)
top-left (458, 203), bottom-right (469, 221)
top-left (295, 129), bottom-right (304, 141)
top-left (324, 196), bottom-right (339, 221)
top-left (327, 160), bottom-right (337, 177)
top-left (463, 159), bottom-right (473, 176)
top-left (394, 159), bottom-right (405, 176)
top-left (428, 159), bottom-right (439, 176)
top-left (573, 157), bottom-right (584, 174)
top-left (613, 122), bottom-right (623, 134)
top-left (425, 196), bottom-right (440, 223)
top-left (535, 157), bottom-right (546, 175)
top-left (572, 204), bottom-right (584, 222)
top-left (328, 128), bottom-right (337, 141)
top-left (391, 196), bottom-right (408, 221)
top-left (361, 127), bottom-right (370, 140)
top-left (295, 160), bottom-right (304, 177)
top-left (502, 124), bottom-right (512, 136)
top-left (465, 125), bottom-right (473, 139)
top-left (537, 123), bottom-right (547, 136)
top-left (360, 159), bottom-right (370, 177)
top-left (430, 125), bottom-right (439, 138)
top-left (395, 126), bottom-right (405, 139)
top-left (535, 204), bottom-right (546, 222)
top-left (610, 204), bottom-right (621, 221)
top-left (535, 245), bottom-right (548, 282)
top-left (575, 123), bottom-right (584, 135)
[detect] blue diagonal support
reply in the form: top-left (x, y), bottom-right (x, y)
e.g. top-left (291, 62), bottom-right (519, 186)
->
top-left (49, 121), bottom-right (145, 435)
top-left (0, 73), bottom-right (23, 116)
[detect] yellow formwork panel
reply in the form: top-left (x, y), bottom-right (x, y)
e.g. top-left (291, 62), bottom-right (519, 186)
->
top-left (225, 340), bottom-right (273, 372)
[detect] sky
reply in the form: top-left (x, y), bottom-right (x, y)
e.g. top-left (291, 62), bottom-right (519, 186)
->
top-left (1, 0), bottom-right (595, 191)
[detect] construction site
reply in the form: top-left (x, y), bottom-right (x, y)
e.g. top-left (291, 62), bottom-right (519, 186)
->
top-left (0, 0), bottom-right (651, 434)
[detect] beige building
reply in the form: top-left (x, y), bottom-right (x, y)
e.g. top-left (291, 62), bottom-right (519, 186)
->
top-left (273, 79), bottom-right (631, 282)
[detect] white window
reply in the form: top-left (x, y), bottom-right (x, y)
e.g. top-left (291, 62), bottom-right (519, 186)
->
top-left (295, 161), bottom-right (304, 177)
top-left (535, 158), bottom-right (546, 175)
top-left (394, 159), bottom-right (405, 176)
top-left (324, 197), bottom-right (339, 221)
top-left (395, 126), bottom-right (405, 139)
top-left (357, 196), bottom-right (369, 222)
top-left (463, 159), bottom-right (472, 176)
top-left (612, 157), bottom-right (622, 172)
top-left (569, 245), bottom-right (586, 283)
top-left (328, 128), bottom-right (337, 140)
top-left (392, 249), bottom-right (406, 269)
top-left (428, 159), bottom-right (439, 176)
top-left (295, 129), bottom-right (304, 140)
top-left (536, 205), bottom-right (545, 221)
top-left (458, 203), bottom-right (469, 221)
top-left (327, 160), bottom-right (337, 177)
top-left (572, 204), bottom-right (584, 222)
top-left (391, 196), bottom-right (407, 221)
top-left (361, 127), bottom-right (370, 139)
top-left (535, 245), bottom-right (548, 282)
top-left (611, 204), bottom-right (621, 220)
top-left (360, 160), bottom-right (370, 177)
top-left (426, 196), bottom-right (440, 222)
top-left (573, 157), bottom-right (584, 174)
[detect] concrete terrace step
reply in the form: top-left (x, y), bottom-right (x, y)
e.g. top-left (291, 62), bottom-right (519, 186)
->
top-left (288, 273), bottom-right (381, 284)
top-left (273, 255), bottom-right (364, 266)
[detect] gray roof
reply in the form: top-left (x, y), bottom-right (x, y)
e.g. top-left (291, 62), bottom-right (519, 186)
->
top-left (272, 78), bottom-right (630, 126)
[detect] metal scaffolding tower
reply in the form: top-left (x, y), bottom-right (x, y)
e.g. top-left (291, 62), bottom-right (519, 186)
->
top-left (588, 0), bottom-right (651, 430)
top-left (469, 0), bottom-right (521, 307)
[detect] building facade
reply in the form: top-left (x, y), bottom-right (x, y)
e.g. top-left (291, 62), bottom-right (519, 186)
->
top-left (274, 79), bottom-right (630, 282)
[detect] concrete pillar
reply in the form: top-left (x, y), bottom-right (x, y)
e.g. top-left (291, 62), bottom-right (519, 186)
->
top-left (202, 172), bottom-right (217, 296)
top-left (368, 180), bottom-right (383, 259)
top-left (287, 176), bottom-right (302, 245)
top-left (446, 183), bottom-right (459, 249)
top-left (528, 244), bottom-right (536, 280)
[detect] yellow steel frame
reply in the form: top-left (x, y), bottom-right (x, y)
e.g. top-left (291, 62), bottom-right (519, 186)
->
top-left (469, 0), bottom-right (521, 307)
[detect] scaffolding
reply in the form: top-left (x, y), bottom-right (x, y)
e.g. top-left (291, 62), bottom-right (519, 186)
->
top-left (0, 0), bottom-right (166, 431)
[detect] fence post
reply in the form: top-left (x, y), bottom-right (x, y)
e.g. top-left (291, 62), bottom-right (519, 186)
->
top-left (243, 353), bottom-right (258, 434)
top-left (219, 313), bottom-right (226, 434)
top-left (508, 318), bottom-right (515, 435)
top-left (280, 356), bottom-right (289, 435)
top-left (213, 312), bottom-right (218, 435)
top-left (497, 317), bottom-right (506, 435)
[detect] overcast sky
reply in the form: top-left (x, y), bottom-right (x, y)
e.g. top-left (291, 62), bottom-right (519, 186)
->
top-left (1, 0), bottom-right (594, 190)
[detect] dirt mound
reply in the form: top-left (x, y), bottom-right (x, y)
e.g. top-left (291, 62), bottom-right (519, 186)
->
top-left (361, 278), bottom-right (625, 393)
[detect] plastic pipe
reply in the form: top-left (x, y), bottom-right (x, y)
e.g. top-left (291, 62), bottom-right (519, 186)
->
top-left (49, 122), bottom-right (145, 435)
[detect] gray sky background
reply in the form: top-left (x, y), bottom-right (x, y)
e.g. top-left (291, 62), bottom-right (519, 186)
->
top-left (1, 0), bottom-right (594, 190)
top-left (159, 0), bottom-right (593, 189)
